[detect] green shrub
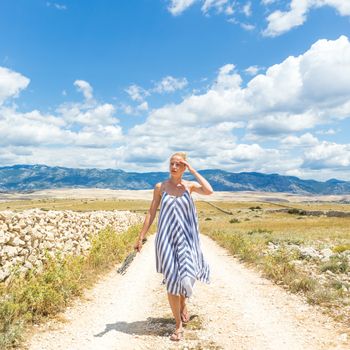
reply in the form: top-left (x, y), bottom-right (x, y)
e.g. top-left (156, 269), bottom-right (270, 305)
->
top-left (287, 208), bottom-right (307, 215)
top-left (332, 244), bottom-right (350, 253)
top-left (320, 256), bottom-right (349, 274)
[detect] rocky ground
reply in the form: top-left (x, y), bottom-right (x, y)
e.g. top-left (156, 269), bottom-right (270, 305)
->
top-left (25, 235), bottom-right (350, 350)
top-left (2, 188), bottom-right (350, 203)
top-left (0, 209), bottom-right (142, 282)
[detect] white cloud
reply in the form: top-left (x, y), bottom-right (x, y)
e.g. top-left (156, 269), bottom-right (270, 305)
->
top-left (74, 80), bottom-right (93, 100)
top-left (168, 0), bottom-right (235, 16)
top-left (242, 2), bottom-right (252, 16)
top-left (245, 65), bottom-right (262, 76)
top-left (120, 35), bottom-right (350, 177)
top-left (137, 101), bottom-right (149, 111)
top-left (124, 36), bottom-right (350, 143)
top-left (0, 67), bottom-right (30, 105)
top-left (316, 128), bottom-right (337, 135)
top-left (225, 4), bottom-right (234, 15)
top-left (302, 141), bottom-right (350, 170)
top-left (2, 37), bottom-right (350, 179)
top-left (261, 0), bottom-right (277, 4)
top-left (247, 112), bottom-right (320, 137)
top-left (168, 0), bottom-right (197, 16)
top-left (58, 102), bottom-right (118, 127)
top-left (152, 76), bottom-right (188, 94)
top-left (124, 75), bottom-right (188, 108)
top-left (281, 133), bottom-right (319, 147)
top-left (240, 23), bottom-right (255, 31)
top-left (263, 0), bottom-right (350, 37)
top-left (125, 84), bottom-right (149, 102)
top-left (46, 2), bottom-right (67, 10)
top-left (201, 0), bottom-right (230, 14)
top-left (0, 107), bottom-right (70, 147)
top-left (167, 0), bottom-right (350, 38)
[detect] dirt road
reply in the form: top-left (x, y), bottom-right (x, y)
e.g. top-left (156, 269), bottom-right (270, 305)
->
top-left (26, 235), bottom-right (350, 350)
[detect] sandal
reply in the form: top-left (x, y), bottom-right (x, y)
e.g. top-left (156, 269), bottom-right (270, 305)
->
top-left (169, 329), bottom-right (184, 341)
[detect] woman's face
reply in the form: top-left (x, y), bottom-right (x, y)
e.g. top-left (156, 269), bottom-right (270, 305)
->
top-left (169, 156), bottom-right (185, 176)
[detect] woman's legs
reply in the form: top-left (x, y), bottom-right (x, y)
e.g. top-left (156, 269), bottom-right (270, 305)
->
top-left (180, 294), bottom-right (190, 322)
top-left (167, 293), bottom-right (182, 330)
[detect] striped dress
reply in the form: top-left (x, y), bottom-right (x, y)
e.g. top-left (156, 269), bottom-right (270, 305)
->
top-left (155, 186), bottom-right (210, 297)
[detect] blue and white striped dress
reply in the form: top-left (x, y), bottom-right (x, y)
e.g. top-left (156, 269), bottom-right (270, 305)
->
top-left (155, 186), bottom-right (210, 297)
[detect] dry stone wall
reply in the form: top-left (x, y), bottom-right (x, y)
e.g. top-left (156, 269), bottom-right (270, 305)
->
top-left (0, 209), bottom-right (143, 282)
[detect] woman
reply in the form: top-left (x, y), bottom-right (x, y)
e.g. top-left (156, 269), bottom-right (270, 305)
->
top-left (134, 152), bottom-right (213, 341)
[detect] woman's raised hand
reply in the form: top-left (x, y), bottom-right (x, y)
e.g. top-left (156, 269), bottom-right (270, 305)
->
top-left (180, 159), bottom-right (195, 174)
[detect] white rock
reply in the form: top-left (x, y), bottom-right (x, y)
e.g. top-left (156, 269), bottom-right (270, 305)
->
top-left (3, 245), bottom-right (18, 257)
top-left (320, 248), bottom-right (333, 261)
top-left (339, 333), bottom-right (348, 342)
top-left (299, 246), bottom-right (320, 259)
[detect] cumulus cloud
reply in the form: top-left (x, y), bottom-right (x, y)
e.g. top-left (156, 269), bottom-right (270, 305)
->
top-left (168, 0), bottom-right (236, 17)
top-left (74, 80), bottom-right (93, 100)
top-left (281, 133), bottom-right (319, 148)
top-left (0, 67), bottom-right (30, 105)
top-left (125, 84), bottom-right (150, 102)
top-left (245, 65), bottom-right (262, 76)
top-left (0, 107), bottom-right (70, 147)
top-left (58, 102), bottom-right (119, 127)
top-left (167, 0), bottom-right (350, 37)
top-left (125, 75), bottom-right (188, 107)
top-left (46, 2), bottom-right (67, 10)
top-left (168, 0), bottom-right (197, 15)
top-left (261, 0), bottom-right (277, 5)
top-left (263, 0), bottom-right (350, 37)
top-left (201, 0), bottom-right (231, 14)
top-left (0, 77), bottom-right (124, 170)
top-left (134, 35), bottom-right (350, 135)
top-left (240, 23), bottom-right (255, 31)
top-left (302, 141), bottom-right (350, 170)
top-left (117, 35), bottom-right (350, 176)
top-left (2, 36), bottom-right (350, 179)
top-left (247, 112), bottom-right (320, 137)
top-left (242, 2), bottom-right (252, 16)
top-left (152, 76), bottom-right (188, 94)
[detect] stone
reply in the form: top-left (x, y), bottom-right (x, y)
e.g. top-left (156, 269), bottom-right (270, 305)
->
top-left (12, 237), bottom-right (26, 246)
top-left (298, 246), bottom-right (320, 259)
top-left (0, 208), bottom-right (142, 281)
top-left (320, 248), bottom-right (333, 261)
top-left (3, 245), bottom-right (18, 257)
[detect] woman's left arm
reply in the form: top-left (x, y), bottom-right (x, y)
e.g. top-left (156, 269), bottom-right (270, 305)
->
top-left (180, 160), bottom-right (214, 195)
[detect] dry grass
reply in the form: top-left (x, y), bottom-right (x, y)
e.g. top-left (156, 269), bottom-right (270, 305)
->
top-left (0, 198), bottom-right (151, 213)
top-left (0, 223), bottom-right (146, 349)
top-left (196, 200), bottom-right (350, 324)
top-left (1, 195), bottom-right (350, 338)
top-left (196, 201), bottom-right (350, 242)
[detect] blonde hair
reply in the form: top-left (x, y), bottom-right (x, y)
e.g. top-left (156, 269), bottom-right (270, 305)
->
top-left (170, 152), bottom-right (187, 160)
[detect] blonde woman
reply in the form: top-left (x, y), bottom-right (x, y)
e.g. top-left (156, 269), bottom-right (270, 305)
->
top-left (134, 152), bottom-right (213, 341)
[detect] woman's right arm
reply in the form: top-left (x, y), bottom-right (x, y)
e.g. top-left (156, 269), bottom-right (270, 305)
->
top-left (134, 182), bottom-right (162, 252)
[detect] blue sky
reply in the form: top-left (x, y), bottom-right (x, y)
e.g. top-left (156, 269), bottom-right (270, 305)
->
top-left (0, 0), bottom-right (350, 180)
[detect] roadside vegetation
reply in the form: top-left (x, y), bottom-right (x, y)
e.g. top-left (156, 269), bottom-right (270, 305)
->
top-left (0, 223), bottom-right (144, 349)
top-left (0, 197), bottom-right (349, 347)
top-left (197, 200), bottom-right (350, 325)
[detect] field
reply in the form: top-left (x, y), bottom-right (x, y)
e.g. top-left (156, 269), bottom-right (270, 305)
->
top-left (1, 194), bottom-right (350, 243)
top-left (1, 191), bottom-right (350, 348)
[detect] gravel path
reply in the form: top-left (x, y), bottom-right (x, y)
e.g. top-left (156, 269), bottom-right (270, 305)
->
top-left (25, 235), bottom-right (350, 350)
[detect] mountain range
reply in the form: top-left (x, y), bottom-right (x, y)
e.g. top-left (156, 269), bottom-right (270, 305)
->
top-left (1, 164), bottom-right (350, 195)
